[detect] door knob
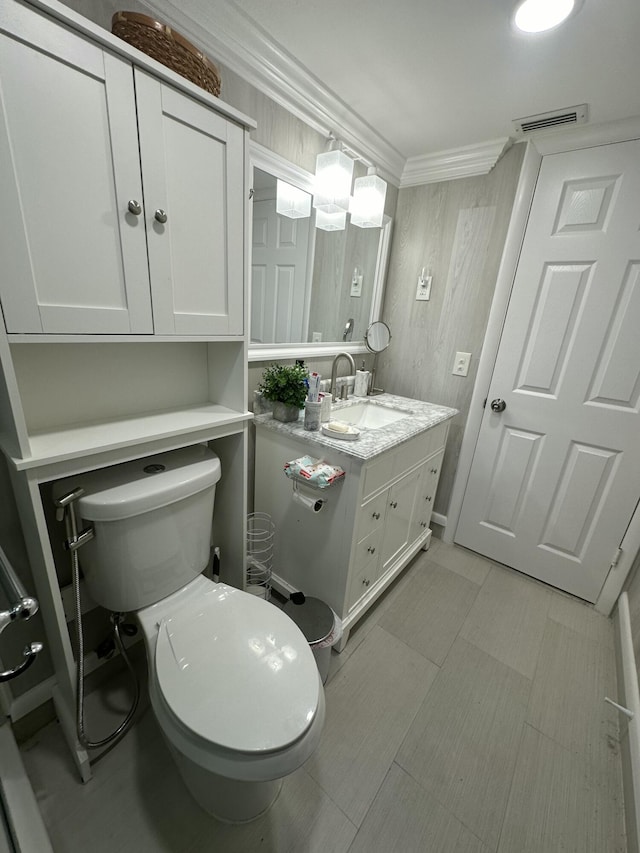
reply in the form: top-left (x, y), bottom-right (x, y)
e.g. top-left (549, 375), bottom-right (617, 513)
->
top-left (154, 209), bottom-right (168, 224)
top-left (490, 398), bottom-right (506, 412)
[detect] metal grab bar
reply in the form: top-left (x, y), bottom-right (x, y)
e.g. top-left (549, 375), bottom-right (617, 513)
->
top-left (0, 544), bottom-right (43, 683)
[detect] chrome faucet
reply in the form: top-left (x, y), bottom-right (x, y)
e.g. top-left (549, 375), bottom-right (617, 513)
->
top-left (330, 352), bottom-right (356, 402)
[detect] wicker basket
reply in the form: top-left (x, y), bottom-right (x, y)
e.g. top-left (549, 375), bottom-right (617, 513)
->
top-left (112, 11), bottom-right (221, 97)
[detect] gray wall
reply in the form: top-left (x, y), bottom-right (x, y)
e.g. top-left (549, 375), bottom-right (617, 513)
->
top-left (377, 143), bottom-right (526, 517)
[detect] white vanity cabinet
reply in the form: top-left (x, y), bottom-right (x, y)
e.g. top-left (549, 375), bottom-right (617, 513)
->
top-left (254, 412), bottom-right (452, 650)
top-left (0, 1), bottom-right (244, 337)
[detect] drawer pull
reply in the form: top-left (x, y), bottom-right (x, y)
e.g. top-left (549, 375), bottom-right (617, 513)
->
top-left (367, 546), bottom-right (376, 554)
top-left (372, 511), bottom-right (381, 520)
top-left (390, 500), bottom-right (398, 509)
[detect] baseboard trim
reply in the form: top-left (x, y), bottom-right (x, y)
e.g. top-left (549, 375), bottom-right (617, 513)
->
top-left (616, 592), bottom-right (640, 853)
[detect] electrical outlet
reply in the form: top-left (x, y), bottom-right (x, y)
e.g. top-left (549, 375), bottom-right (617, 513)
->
top-left (312, 332), bottom-right (322, 342)
top-left (350, 274), bottom-right (363, 297)
top-left (415, 274), bottom-right (432, 301)
top-left (452, 351), bottom-right (471, 377)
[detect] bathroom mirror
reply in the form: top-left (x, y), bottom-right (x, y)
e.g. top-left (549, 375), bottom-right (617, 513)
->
top-left (249, 143), bottom-right (393, 361)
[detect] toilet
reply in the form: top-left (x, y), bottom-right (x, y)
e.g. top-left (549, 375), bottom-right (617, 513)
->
top-left (55, 445), bottom-right (325, 823)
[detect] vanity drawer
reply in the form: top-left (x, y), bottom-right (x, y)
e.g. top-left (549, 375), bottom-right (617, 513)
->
top-left (362, 452), bottom-right (394, 499)
top-left (348, 528), bottom-right (382, 610)
top-left (356, 492), bottom-right (387, 542)
top-left (393, 422), bottom-right (448, 477)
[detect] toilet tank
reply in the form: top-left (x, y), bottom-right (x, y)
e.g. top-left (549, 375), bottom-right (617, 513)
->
top-left (53, 445), bottom-right (222, 613)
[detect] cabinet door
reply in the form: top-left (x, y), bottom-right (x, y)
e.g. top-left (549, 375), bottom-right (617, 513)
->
top-left (411, 450), bottom-right (445, 542)
top-left (380, 467), bottom-right (422, 575)
top-left (135, 71), bottom-right (245, 336)
top-left (0, 7), bottom-right (152, 334)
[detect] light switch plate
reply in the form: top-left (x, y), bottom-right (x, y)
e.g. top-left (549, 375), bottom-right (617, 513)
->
top-left (452, 351), bottom-right (471, 376)
top-left (350, 275), bottom-right (363, 297)
top-left (312, 332), bottom-right (322, 342)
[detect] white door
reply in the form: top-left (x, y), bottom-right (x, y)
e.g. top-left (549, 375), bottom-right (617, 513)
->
top-left (456, 140), bottom-right (640, 602)
top-left (135, 71), bottom-right (245, 336)
top-left (251, 199), bottom-right (311, 343)
top-left (0, 6), bottom-right (153, 334)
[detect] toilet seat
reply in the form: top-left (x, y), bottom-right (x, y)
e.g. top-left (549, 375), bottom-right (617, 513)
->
top-left (154, 583), bottom-right (321, 754)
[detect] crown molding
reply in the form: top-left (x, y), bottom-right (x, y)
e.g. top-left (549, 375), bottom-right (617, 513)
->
top-left (400, 138), bottom-right (512, 187)
top-left (137, 0), bottom-right (406, 184)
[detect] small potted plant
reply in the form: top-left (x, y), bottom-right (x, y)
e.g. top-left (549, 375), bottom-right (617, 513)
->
top-left (258, 362), bottom-right (308, 422)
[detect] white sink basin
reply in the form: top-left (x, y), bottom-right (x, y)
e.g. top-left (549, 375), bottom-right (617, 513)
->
top-left (333, 401), bottom-right (410, 429)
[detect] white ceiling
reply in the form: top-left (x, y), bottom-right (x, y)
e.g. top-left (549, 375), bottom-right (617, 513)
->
top-left (147, 0), bottom-right (640, 180)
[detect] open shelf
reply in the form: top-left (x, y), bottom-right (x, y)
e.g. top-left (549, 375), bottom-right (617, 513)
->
top-left (11, 403), bottom-right (251, 470)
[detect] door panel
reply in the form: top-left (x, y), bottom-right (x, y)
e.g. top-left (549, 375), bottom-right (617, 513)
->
top-left (456, 140), bottom-right (640, 602)
top-left (250, 199), bottom-right (310, 343)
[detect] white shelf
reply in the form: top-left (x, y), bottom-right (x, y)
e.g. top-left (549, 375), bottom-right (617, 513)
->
top-left (10, 404), bottom-right (252, 471)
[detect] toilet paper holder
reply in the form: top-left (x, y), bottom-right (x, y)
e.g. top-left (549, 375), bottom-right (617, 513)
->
top-left (292, 480), bottom-right (326, 513)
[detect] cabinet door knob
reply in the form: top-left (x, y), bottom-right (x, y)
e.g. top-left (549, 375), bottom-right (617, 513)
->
top-left (154, 208), bottom-right (168, 224)
top-left (421, 521), bottom-right (427, 528)
top-left (372, 511), bottom-right (380, 520)
top-left (425, 495), bottom-right (432, 502)
top-left (431, 468), bottom-right (438, 474)
top-left (367, 545), bottom-right (376, 554)
top-left (127, 199), bottom-right (142, 215)
top-left (362, 578), bottom-right (371, 587)
top-left (390, 500), bottom-right (398, 509)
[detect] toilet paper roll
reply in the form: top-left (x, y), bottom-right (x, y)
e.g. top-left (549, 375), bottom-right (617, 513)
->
top-left (292, 489), bottom-right (325, 513)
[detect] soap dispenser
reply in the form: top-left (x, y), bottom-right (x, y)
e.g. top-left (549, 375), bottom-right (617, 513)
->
top-left (354, 361), bottom-right (370, 397)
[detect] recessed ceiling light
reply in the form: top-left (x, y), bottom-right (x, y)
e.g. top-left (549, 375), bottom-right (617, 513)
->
top-left (513, 0), bottom-right (577, 33)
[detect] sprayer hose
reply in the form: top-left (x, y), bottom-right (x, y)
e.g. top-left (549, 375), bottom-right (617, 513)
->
top-left (72, 549), bottom-right (140, 750)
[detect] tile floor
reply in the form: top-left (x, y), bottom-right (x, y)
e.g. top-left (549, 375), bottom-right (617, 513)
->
top-left (19, 540), bottom-right (626, 852)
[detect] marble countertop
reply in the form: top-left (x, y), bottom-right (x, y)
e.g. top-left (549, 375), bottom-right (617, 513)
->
top-left (253, 393), bottom-right (458, 461)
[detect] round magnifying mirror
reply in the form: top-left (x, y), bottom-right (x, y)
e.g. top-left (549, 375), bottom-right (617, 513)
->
top-left (364, 321), bottom-right (391, 353)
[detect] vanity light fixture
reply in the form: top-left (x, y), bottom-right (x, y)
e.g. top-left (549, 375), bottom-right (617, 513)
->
top-left (350, 167), bottom-right (387, 229)
top-left (513, 0), bottom-right (578, 33)
top-left (313, 138), bottom-right (354, 215)
top-left (315, 209), bottom-right (347, 231)
top-left (276, 179), bottom-right (312, 219)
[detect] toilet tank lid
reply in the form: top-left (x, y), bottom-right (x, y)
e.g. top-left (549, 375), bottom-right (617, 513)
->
top-left (53, 445), bottom-right (221, 522)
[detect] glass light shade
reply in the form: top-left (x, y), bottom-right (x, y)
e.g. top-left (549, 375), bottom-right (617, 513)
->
top-left (514, 0), bottom-right (574, 32)
top-left (315, 209), bottom-right (347, 231)
top-left (313, 149), bottom-right (354, 213)
top-left (276, 179), bottom-right (311, 219)
top-left (350, 173), bottom-right (387, 228)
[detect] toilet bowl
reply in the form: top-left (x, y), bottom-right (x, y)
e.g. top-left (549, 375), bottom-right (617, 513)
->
top-left (54, 445), bottom-right (325, 823)
top-left (137, 574), bottom-right (325, 822)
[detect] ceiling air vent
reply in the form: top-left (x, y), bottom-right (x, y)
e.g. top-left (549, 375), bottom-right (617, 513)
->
top-left (513, 104), bottom-right (588, 135)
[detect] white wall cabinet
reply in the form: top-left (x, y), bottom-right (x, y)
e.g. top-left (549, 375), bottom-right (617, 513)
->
top-left (0, 2), bottom-right (244, 336)
top-left (254, 419), bottom-right (451, 650)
